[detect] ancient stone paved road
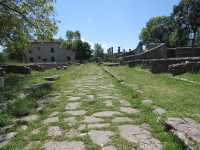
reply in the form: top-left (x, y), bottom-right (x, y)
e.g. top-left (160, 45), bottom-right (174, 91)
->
top-left (25, 65), bottom-right (163, 150)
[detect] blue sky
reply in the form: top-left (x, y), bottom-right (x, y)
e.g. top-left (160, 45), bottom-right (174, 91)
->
top-left (55, 0), bottom-right (180, 51)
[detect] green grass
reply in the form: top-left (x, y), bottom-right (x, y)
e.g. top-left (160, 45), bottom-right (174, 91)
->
top-left (106, 66), bottom-right (200, 122)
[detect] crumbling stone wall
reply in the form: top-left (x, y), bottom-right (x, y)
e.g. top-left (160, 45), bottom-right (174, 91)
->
top-left (121, 43), bottom-right (167, 62)
top-left (128, 57), bottom-right (200, 73)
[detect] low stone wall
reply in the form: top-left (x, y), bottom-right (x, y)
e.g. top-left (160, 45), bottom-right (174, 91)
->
top-left (28, 63), bottom-right (68, 70)
top-left (128, 57), bottom-right (200, 73)
top-left (0, 65), bottom-right (31, 74)
top-left (120, 43), bottom-right (167, 62)
top-left (169, 62), bottom-right (200, 75)
top-left (167, 47), bottom-right (200, 58)
top-left (120, 46), bottom-right (200, 63)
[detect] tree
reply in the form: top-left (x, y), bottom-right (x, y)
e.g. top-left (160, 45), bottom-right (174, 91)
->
top-left (63, 30), bottom-right (92, 62)
top-left (139, 16), bottom-right (176, 47)
top-left (75, 41), bottom-right (92, 61)
top-left (0, 0), bottom-right (57, 60)
top-left (66, 30), bottom-right (81, 41)
top-left (94, 43), bottom-right (104, 59)
top-left (173, 0), bottom-right (200, 47)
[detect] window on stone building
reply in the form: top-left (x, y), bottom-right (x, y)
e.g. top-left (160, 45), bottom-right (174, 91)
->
top-left (29, 57), bottom-right (34, 62)
top-left (51, 48), bottom-right (54, 53)
top-left (38, 56), bottom-right (41, 60)
top-left (43, 58), bottom-right (47, 62)
top-left (51, 57), bottom-right (55, 62)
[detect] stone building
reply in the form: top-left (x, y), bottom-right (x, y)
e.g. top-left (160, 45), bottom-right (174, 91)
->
top-left (24, 41), bottom-right (75, 63)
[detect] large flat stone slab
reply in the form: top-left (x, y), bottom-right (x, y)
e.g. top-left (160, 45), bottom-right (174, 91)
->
top-left (93, 111), bottom-right (122, 118)
top-left (119, 100), bottom-right (131, 107)
top-left (82, 116), bottom-right (104, 124)
top-left (68, 97), bottom-right (81, 102)
top-left (104, 101), bottom-right (113, 107)
top-left (119, 125), bottom-right (162, 150)
top-left (102, 145), bottom-right (117, 150)
top-left (153, 108), bottom-right (166, 115)
top-left (65, 110), bottom-right (86, 116)
top-left (19, 114), bottom-right (39, 123)
top-left (64, 117), bottom-right (76, 126)
top-left (48, 126), bottom-right (63, 137)
top-left (120, 107), bottom-right (140, 114)
top-left (166, 117), bottom-right (200, 148)
top-left (88, 123), bottom-right (110, 129)
top-left (112, 117), bottom-right (133, 123)
top-left (142, 100), bottom-right (153, 105)
top-left (0, 132), bottom-right (17, 148)
top-left (43, 141), bottom-right (85, 150)
top-left (88, 130), bottom-right (113, 147)
top-left (65, 129), bottom-right (81, 138)
top-left (43, 117), bottom-right (59, 124)
top-left (65, 102), bottom-right (80, 110)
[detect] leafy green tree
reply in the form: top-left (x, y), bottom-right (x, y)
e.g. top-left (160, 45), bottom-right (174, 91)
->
top-left (0, 0), bottom-right (57, 60)
top-left (66, 30), bottom-right (81, 41)
top-left (173, 0), bottom-right (200, 46)
top-left (139, 16), bottom-right (176, 46)
top-left (94, 43), bottom-right (104, 59)
top-left (63, 31), bottom-right (92, 61)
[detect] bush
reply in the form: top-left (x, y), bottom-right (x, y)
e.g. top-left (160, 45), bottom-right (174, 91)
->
top-left (0, 113), bottom-right (12, 127)
top-left (0, 52), bottom-right (6, 62)
top-left (7, 98), bottom-right (38, 117)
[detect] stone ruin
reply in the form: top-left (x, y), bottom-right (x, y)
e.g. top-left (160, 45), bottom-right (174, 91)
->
top-left (119, 42), bottom-right (200, 75)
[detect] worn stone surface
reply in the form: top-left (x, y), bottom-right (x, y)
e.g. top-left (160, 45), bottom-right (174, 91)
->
top-left (166, 117), bottom-right (200, 147)
top-left (43, 141), bottom-right (85, 150)
top-left (119, 125), bottom-right (162, 150)
top-left (82, 116), bottom-right (104, 124)
top-left (104, 101), bottom-right (113, 107)
top-left (65, 102), bottom-right (80, 110)
top-left (0, 132), bottom-right (17, 148)
top-left (120, 107), bottom-right (139, 114)
top-left (65, 129), bottom-right (80, 138)
top-left (49, 112), bottom-right (59, 117)
top-left (93, 111), bottom-right (122, 118)
top-left (64, 117), bottom-right (76, 126)
top-left (102, 145), bottom-right (117, 150)
top-left (112, 117), bottom-right (132, 123)
top-left (88, 130), bottom-right (113, 147)
top-left (119, 100), bottom-right (131, 107)
top-left (24, 141), bottom-right (41, 150)
top-left (68, 97), bottom-right (81, 102)
top-left (44, 117), bottom-right (59, 124)
top-left (21, 125), bottom-right (28, 130)
top-left (31, 128), bottom-right (40, 135)
top-left (48, 126), bottom-right (63, 136)
top-left (19, 114), bottom-right (39, 123)
top-left (153, 108), bottom-right (166, 115)
top-left (88, 123), bottom-right (110, 129)
top-left (142, 100), bottom-right (153, 105)
top-left (65, 110), bottom-right (86, 116)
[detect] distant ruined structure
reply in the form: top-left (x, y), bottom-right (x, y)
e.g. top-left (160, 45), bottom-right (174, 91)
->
top-left (119, 42), bottom-right (200, 75)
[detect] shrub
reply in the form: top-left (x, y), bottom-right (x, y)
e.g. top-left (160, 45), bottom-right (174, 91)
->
top-left (0, 113), bottom-right (12, 127)
top-left (7, 98), bottom-right (38, 117)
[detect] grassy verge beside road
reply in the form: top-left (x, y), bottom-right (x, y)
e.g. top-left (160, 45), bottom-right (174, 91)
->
top-left (105, 66), bottom-right (200, 122)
